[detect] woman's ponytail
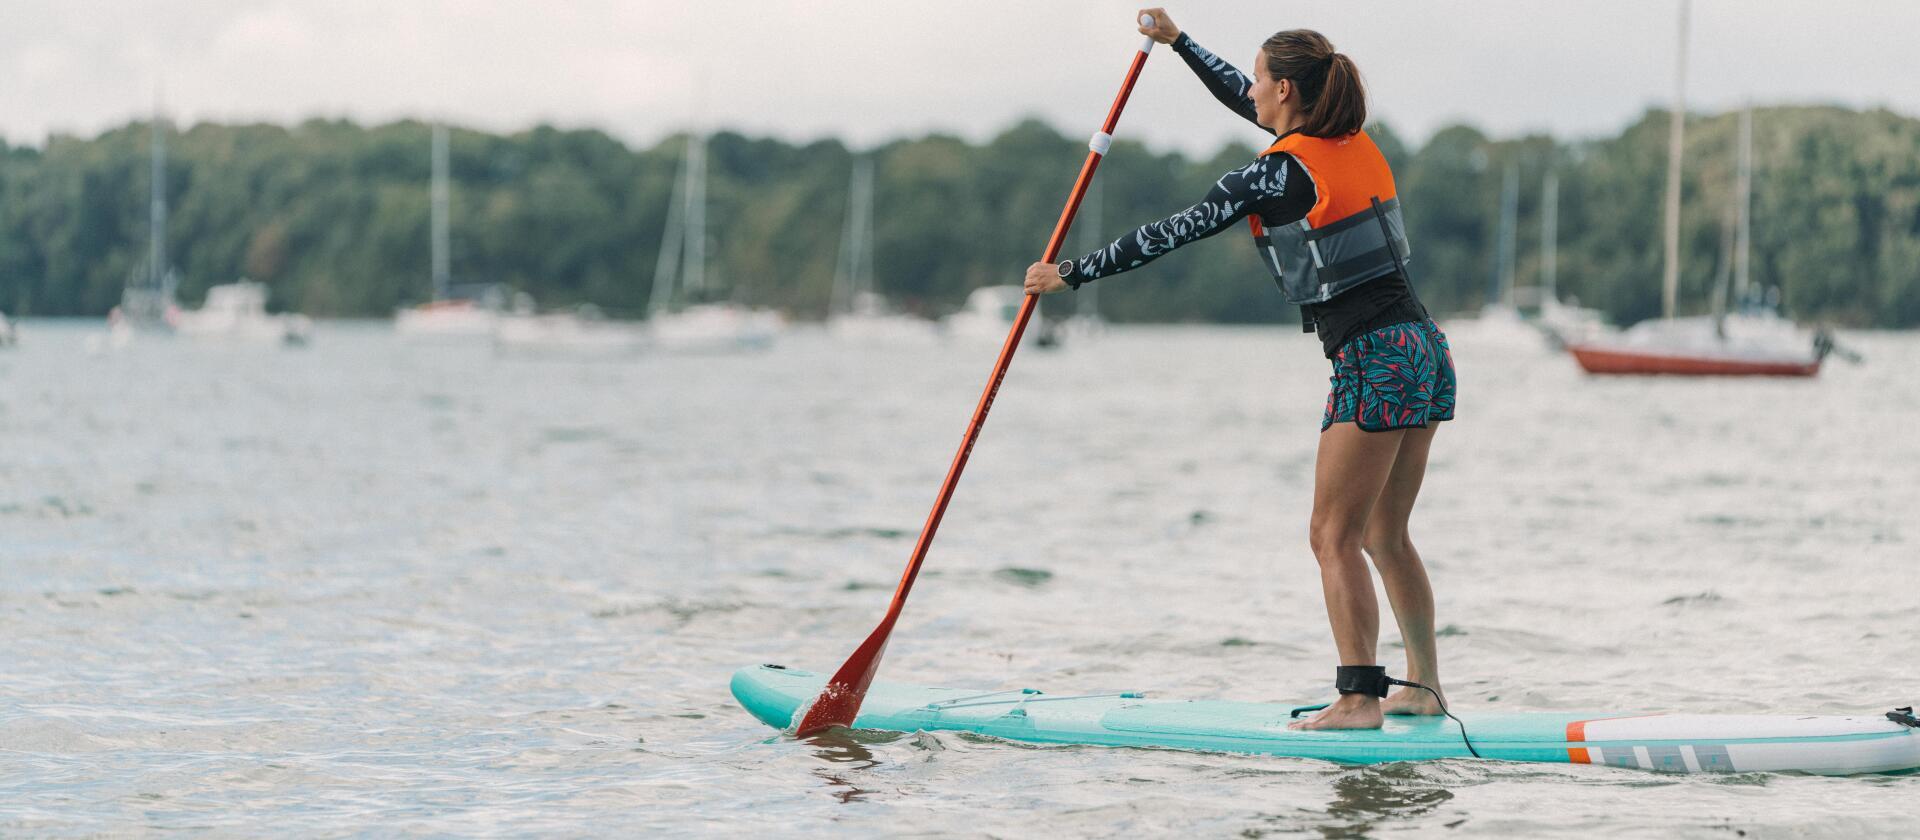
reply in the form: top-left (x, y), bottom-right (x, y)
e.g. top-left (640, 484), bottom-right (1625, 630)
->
top-left (1261, 30), bottom-right (1367, 138)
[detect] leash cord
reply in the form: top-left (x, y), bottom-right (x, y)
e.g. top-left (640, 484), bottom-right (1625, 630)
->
top-left (1390, 678), bottom-right (1481, 759)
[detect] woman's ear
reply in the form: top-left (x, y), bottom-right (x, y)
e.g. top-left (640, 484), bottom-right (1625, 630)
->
top-left (1275, 78), bottom-right (1292, 106)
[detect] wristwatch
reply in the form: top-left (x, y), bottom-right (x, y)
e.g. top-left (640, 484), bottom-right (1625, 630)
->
top-left (1056, 259), bottom-right (1082, 290)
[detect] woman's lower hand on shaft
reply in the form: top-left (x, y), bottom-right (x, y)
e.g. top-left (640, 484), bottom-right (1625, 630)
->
top-left (1024, 261), bottom-right (1068, 295)
top-left (1137, 8), bottom-right (1179, 44)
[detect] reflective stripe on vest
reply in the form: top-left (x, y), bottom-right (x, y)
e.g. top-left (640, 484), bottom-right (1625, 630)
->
top-left (1246, 130), bottom-right (1411, 305)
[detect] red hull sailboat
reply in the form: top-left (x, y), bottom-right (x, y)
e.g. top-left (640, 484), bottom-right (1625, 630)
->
top-left (1565, 2), bottom-right (1830, 377)
top-left (1567, 315), bottom-right (1826, 377)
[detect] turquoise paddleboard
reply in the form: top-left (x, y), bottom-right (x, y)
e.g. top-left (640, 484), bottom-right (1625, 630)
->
top-left (732, 665), bottom-right (1920, 775)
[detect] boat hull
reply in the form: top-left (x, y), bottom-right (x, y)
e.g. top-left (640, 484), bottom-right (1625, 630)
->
top-left (1568, 344), bottom-right (1820, 376)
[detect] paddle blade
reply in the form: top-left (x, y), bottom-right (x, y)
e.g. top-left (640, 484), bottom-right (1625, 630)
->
top-left (793, 617), bottom-right (895, 736)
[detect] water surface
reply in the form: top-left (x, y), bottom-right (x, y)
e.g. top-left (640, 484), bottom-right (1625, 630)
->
top-left (2, 320), bottom-right (1915, 836)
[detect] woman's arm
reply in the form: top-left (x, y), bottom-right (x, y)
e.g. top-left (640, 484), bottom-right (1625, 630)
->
top-left (1135, 10), bottom-right (1268, 132)
top-left (1173, 33), bottom-right (1269, 132)
top-left (1025, 155), bottom-right (1308, 294)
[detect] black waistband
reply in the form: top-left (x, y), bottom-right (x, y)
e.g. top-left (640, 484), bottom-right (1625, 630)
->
top-left (1303, 270), bottom-right (1426, 358)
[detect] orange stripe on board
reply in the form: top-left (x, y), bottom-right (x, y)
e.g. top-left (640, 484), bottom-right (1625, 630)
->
top-left (1567, 720), bottom-right (1590, 764)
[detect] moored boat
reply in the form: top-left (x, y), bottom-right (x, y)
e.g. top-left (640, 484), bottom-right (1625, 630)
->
top-left (943, 285), bottom-right (1055, 347)
top-left (1569, 11), bottom-right (1833, 377)
top-left (174, 280), bottom-right (312, 345)
top-left (1567, 313), bottom-right (1828, 376)
top-left (395, 124), bottom-right (501, 340)
top-left (648, 132), bottom-right (784, 353)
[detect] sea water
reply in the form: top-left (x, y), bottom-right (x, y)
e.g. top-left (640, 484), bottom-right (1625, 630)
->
top-left (2, 319), bottom-right (1915, 836)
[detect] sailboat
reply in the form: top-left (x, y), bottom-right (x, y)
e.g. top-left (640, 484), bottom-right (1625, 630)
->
top-left (648, 133), bottom-right (782, 353)
top-left (1441, 161), bottom-right (1538, 349)
top-left (396, 124), bottom-right (500, 338)
top-left (1058, 174), bottom-right (1108, 341)
top-left (173, 279), bottom-right (313, 345)
top-left (1532, 170), bottom-right (1608, 347)
top-left (826, 156), bottom-right (936, 343)
top-left (943, 285), bottom-right (1060, 348)
top-left (942, 165), bottom-right (1059, 349)
top-left (492, 293), bottom-right (644, 357)
top-left (1566, 1), bottom-right (1830, 376)
top-left (109, 110), bottom-right (181, 336)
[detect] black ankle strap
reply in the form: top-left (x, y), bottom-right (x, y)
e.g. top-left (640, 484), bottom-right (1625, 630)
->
top-left (1335, 665), bottom-right (1390, 697)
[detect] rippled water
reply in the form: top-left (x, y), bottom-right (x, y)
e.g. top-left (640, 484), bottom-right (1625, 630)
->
top-left (2, 319), bottom-right (1916, 836)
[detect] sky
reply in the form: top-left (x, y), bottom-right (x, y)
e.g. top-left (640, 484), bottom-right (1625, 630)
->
top-left (4, 0), bottom-right (1918, 156)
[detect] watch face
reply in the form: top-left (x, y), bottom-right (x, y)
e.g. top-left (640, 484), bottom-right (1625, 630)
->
top-left (1057, 261), bottom-right (1073, 277)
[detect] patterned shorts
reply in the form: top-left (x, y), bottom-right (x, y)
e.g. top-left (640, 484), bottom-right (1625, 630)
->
top-left (1322, 319), bottom-right (1457, 432)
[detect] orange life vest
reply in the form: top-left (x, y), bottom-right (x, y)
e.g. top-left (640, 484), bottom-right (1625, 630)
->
top-left (1246, 129), bottom-right (1411, 308)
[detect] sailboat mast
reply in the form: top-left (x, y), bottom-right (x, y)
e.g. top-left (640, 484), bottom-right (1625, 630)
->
top-left (1661, 0), bottom-right (1689, 320)
top-left (1079, 175), bottom-right (1102, 316)
top-left (833, 156), bottom-right (875, 316)
top-left (648, 138), bottom-right (689, 318)
top-left (1497, 161), bottom-right (1519, 308)
top-left (683, 134), bottom-right (707, 297)
top-left (430, 123), bottom-right (450, 301)
top-left (832, 164), bottom-right (854, 315)
top-left (852, 156), bottom-right (873, 302)
top-left (1733, 106), bottom-right (1753, 308)
top-left (148, 111), bottom-right (168, 290)
top-left (1541, 170), bottom-right (1559, 302)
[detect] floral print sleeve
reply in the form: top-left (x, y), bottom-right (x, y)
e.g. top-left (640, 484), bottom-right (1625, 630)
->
top-left (1059, 33), bottom-right (1305, 284)
top-left (1067, 154), bottom-right (1312, 282)
top-left (1172, 32), bottom-right (1273, 134)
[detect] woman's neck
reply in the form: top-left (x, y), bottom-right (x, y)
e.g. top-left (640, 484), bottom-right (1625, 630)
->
top-left (1276, 108), bottom-right (1306, 136)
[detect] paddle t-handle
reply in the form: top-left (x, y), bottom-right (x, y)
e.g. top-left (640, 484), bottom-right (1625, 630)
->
top-left (1138, 13), bottom-right (1158, 52)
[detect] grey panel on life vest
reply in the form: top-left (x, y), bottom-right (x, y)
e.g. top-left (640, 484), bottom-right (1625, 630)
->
top-left (1255, 198), bottom-right (1410, 305)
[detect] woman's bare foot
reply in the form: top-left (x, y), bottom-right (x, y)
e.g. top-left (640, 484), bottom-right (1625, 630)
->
top-left (1380, 685), bottom-right (1446, 716)
top-left (1288, 694), bottom-right (1383, 730)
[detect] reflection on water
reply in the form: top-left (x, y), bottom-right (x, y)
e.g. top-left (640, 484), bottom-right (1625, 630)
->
top-left (804, 730), bottom-right (886, 804)
top-left (1318, 764), bottom-right (1459, 838)
top-left (1, 321), bottom-right (1916, 835)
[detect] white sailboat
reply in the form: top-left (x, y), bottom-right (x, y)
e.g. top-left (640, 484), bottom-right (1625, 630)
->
top-left (396, 124), bottom-right (499, 339)
top-left (648, 133), bottom-right (782, 353)
top-left (173, 279), bottom-right (312, 345)
top-left (1532, 170), bottom-right (1608, 347)
top-left (1443, 161), bottom-right (1540, 349)
top-left (1566, 0), bottom-right (1830, 376)
top-left (109, 109), bottom-right (181, 337)
top-left (826, 155), bottom-right (936, 344)
top-left (1058, 174), bottom-right (1108, 341)
top-left (942, 285), bottom-right (1054, 347)
top-left (492, 294), bottom-right (644, 358)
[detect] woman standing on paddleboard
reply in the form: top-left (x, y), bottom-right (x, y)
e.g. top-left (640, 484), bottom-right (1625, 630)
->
top-left (1025, 9), bottom-right (1457, 731)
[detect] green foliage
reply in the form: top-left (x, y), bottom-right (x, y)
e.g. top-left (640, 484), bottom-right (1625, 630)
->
top-left (1, 106), bottom-right (1916, 326)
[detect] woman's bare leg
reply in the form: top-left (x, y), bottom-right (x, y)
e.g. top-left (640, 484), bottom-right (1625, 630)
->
top-left (1364, 424), bottom-right (1446, 715)
top-left (1289, 422), bottom-right (1406, 731)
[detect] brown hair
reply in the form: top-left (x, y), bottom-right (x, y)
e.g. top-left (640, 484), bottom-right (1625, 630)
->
top-left (1261, 29), bottom-right (1366, 138)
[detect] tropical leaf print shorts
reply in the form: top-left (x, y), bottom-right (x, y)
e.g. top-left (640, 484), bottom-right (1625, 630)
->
top-left (1322, 319), bottom-right (1457, 432)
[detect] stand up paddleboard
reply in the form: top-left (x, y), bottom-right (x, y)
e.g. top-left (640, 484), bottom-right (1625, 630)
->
top-left (733, 665), bottom-right (1920, 775)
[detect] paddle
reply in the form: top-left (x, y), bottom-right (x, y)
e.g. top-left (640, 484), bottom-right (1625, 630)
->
top-left (793, 16), bottom-right (1163, 737)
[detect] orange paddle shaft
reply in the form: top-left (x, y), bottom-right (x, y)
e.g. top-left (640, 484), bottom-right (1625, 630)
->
top-left (795, 24), bottom-right (1160, 737)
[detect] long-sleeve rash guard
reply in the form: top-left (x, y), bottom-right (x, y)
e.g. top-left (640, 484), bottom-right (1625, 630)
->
top-left (1064, 32), bottom-right (1424, 356)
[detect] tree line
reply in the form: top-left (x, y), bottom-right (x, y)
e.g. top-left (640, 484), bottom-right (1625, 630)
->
top-left (0, 104), bottom-right (1915, 326)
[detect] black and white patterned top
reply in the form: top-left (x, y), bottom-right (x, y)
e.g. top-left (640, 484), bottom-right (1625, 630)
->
top-left (1066, 33), bottom-right (1425, 357)
top-left (1063, 33), bottom-right (1314, 282)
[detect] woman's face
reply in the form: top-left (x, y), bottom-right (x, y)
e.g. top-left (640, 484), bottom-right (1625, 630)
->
top-left (1248, 50), bottom-right (1289, 131)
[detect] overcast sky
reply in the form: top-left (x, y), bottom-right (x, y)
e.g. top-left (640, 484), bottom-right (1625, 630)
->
top-left (5, 1), bottom-right (1917, 155)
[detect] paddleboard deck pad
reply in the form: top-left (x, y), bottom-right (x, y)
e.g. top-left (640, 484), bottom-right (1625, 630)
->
top-left (732, 665), bottom-right (1920, 775)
